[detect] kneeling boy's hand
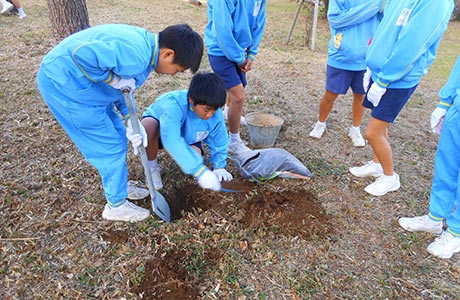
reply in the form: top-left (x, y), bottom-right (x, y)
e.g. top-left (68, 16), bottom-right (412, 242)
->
top-left (126, 119), bottom-right (148, 155)
top-left (198, 170), bottom-right (221, 191)
top-left (213, 169), bottom-right (233, 182)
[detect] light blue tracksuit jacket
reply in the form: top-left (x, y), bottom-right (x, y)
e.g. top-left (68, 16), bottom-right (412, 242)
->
top-left (366, 0), bottom-right (454, 89)
top-left (429, 53), bottom-right (460, 236)
top-left (205, 0), bottom-right (266, 66)
top-left (327, 0), bottom-right (383, 71)
top-left (37, 24), bottom-right (160, 207)
top-left (143, 90), bottom-right (229, 178)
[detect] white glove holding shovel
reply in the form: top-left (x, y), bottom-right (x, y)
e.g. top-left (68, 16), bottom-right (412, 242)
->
top-left (126, 119), bottom-right (148, 155)
top-left (430, 107), bottom-right (447, 134)
top-left (197, 170), bottom-right (221, 191)
top-left (109, 75), bottom-right (136, 92)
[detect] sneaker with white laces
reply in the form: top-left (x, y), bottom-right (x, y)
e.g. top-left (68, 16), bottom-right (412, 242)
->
top-left (349, 161), bottom-right (384, 178)
top-left (1, 1), bottom-right (13, 14)
top-left (102, 200), bottom-right (150, 222)
top-left (228, 138), bottom-right (252, 155)
top-left (150, 165), bottom-right (163, 190)
top-left (426, 231), bottom-right (460, 259)
top-left (364, 173), bottom-right (400, 196)
top-left (398, 215), bottom-right (443, 234)
top-left (309, 121), bottom-right (326, 139)
top-left (127, 180), bottom-right (149, 200)
top-left (222, 106), bottom-right (247, 126)
top-left (348, 127), bottom-right (365, 147)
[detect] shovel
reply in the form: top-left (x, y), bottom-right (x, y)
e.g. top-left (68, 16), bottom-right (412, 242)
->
top-left (122, 90), bottom-right (171, 222)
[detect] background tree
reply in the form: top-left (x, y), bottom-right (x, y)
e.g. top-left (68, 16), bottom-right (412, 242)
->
top-left (46, 0), bottom-right (90, 39)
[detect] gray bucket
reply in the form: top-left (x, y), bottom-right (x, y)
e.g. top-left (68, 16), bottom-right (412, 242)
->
top-left (245, 112), bottom-right (284, 148)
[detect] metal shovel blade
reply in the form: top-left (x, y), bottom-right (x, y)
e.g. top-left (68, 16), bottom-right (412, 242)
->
top-left (123, 90), bottom-right (171, 222)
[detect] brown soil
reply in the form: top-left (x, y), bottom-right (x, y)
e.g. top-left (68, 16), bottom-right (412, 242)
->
top-left (246, 113), bottom-right (284, 127)
top-left (101, 230), bottom-right (129, 244)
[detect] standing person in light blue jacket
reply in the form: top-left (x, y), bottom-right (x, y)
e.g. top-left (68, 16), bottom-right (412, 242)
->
top-left (141, 72), bottom-right (232, 192)
top-left (310, 0), bottom-right (383, 148)
top-left (349, 0), bottom-right (454, 196)
top-left (205, 0), bottom-right (266, 155)
top-left (37, 24), bottom-right (204, 222)
top-left (399, 53), bottom-right (460, 259)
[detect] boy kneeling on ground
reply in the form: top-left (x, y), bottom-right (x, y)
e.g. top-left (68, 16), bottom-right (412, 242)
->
top-left (138, 72), bottom-right (233, 191)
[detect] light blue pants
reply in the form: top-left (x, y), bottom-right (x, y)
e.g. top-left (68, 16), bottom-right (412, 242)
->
top-left (37, 69), bottom-right (128, 207)
top-left (429, 105), bottom-right (460, 236)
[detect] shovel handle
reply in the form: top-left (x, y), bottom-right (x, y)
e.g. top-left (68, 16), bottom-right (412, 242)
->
top-left (122, 89), bottom-right (157, 202)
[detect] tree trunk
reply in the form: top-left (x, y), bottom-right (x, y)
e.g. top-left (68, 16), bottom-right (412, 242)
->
top-left (46, 0), bottom-right (90, 39)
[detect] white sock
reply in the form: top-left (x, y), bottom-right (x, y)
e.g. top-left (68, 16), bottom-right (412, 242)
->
top-left (382, 173), bottom-right (396, 180)
top-left (229, 132), bottom-right (240, 143)
top-left (351, 125), bottom-right (360, 131)
top-left (317, 120), bottom-right (326, 126)
top-left (147, 159), bottom-right (159, 169)
top-left (18, 8), bottom-right (25, 15)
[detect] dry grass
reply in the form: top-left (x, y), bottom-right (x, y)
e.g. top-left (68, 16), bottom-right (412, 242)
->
top-left (1, 0), bottom-right (460, 299)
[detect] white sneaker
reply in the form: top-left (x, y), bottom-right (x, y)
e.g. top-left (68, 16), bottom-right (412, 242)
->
top-left (348, 127), bottom-right (365, 147)
top-left (127, 180), bottom-right (149, 200)
top-left (364, 173), bottom-right (400, 196)
top-left (222, 106), bottom-right (247, 126)
top-left (1, 1), bottom-right (13, 14)
top-left (398, 215), bottom-right (443, 234)
top-left (309, 121), bottom-right (326, 139)
top-left (18, 13), bottom-right (26, 19)
top-left (150, 165), bottom-right (163, 190)
top-left (349, 161), bottom-right (384, 178)
top-left (102, 200), bottom-right (150, 222)
top-left (228, 138), bottom-right (252, 154)
top-left (426, 231), bottom-right (460, 259)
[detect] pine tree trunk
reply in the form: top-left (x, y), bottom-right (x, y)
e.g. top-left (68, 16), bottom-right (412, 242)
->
top-left (46, 0), bottom-right (90, 39)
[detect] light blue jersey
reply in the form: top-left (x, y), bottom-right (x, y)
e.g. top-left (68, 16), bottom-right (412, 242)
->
top-left (205, 0), bottom-right (266, 66)
top-left (327, 0), bottom-right (383, 71)
top-left (366, 0), bottom-right (454, 89)
top-left (37, 24), bottom-right (160, 207)
top-left (143, 90), bottom-right (229, 178)
top-left (429, 55), bottom-right (460, 236)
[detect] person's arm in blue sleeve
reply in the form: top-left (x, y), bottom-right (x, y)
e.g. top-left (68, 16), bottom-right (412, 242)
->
top-left (212, 0), bottom-right (247, 66)
top-left (205, 118), bottom-right (229, 170)
top-left (438, 53), bottom-right (460, 109)
top-left (328, 0), bottom-right (384, 30)
top-left (247, 3), bottom-right (267, 60)
top-left (71, 40), bottom-right (149, 83)
top-left (374, 0), bottom-right (453, 88)
top-left (160, 102), bottom-right (209, 178)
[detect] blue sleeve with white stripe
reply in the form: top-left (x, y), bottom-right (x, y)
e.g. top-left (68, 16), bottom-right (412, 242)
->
top-left (438, 53), bottom-right (460, 109)
top-left (328, 0), bottom-right (383, 30)
top-left (247, 1), bottom-right (266, 59)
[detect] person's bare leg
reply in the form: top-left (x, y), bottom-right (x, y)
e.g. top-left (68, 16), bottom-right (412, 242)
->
top-left (141, 117), bottom-right (160, 161)
top-left (10, 0), bottom-right (20, 8)
top-left (352, 93), bottom-right (366, 127)
top-left (365, 117), bottom-right (393, 175)
top-left (318, 90), bottom-right (339, 123)
top-left (190, 145), bottom-right (202, 155)
top-left (227, 84), bottom-right (245, 134)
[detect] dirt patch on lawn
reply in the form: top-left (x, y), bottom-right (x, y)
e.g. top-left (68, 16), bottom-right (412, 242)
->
top-left (168, 184), bottom-right (332, 240)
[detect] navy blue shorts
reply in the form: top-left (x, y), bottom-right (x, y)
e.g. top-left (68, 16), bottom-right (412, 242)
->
top-left (142, 116), bottom-right (203, 151)
top-left (326, 65), bottom-right (365, 95)
top-left (209, 54), bottom-right (247, 89)
top-left (362, 79), bottom-right (418, 123)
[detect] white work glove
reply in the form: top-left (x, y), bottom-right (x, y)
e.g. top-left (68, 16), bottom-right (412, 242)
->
top-left (126, 119), bottom-right (148, 155)
top-left (213, 169), bottom-right (233, 182)
top-left (430, 107), bottom-right (447, 134)
top-left (109, 75), bottom-right (136, 92)
top-left (363, 68), bottom-right (371, 92)
top-left (367, 82), bottom-right (386, 107)
top-left (197, 169), bottom-right (221, 191)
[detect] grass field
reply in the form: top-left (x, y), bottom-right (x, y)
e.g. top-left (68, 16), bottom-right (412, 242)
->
top-left (1, 0), bottom-right (460, 299)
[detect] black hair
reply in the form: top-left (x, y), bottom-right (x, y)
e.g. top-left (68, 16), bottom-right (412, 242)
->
top-left (188, 72), bottom-right (227, 110)
top-left (159, 24), bottom-right (204, 73)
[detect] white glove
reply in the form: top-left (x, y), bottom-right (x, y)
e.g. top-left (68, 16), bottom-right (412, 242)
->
top-left (126, 119), bottom-right (148, 155)
top-left (430, 107), bottom-right (447, 134)
top-left (367, 82), bottom-right (386, 107)
top-left (109, 75), bottom-right (136, 92)
top-left (363, 68), bottom-right (371, 92)
top-left (213, 169), bottom-right (233, 182)
top-left (197, 170), bottom-right (221, 191)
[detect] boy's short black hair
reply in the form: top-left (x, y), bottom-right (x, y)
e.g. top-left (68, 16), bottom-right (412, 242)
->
top-left (188, 73), bottom-right (227, 110)
top-left (159, 24), bottom-right (204, 73)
